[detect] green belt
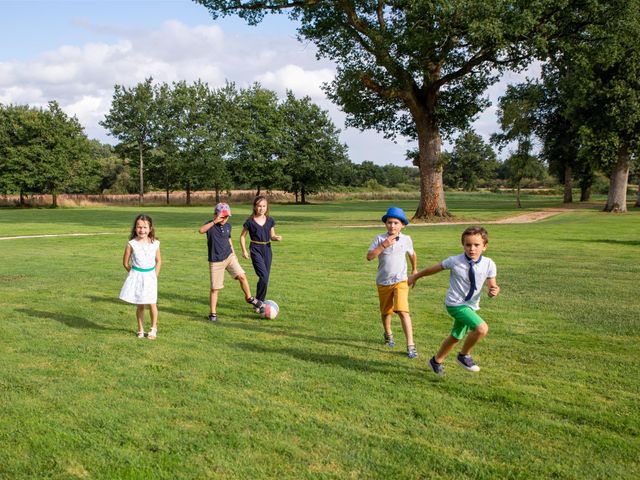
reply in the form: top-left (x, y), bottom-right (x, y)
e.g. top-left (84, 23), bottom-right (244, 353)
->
top-left (250, 240), bottom-right (271, 245)
top-left (132, 265), bottom-right (156, 272)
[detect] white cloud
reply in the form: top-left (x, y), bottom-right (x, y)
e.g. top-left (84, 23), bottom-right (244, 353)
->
top-left (255, 64), bottom-right (334, 99)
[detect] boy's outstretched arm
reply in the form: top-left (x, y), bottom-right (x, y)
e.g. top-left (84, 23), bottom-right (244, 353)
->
top-left (407, 263), bottom-right (444, 287)
top-left (487, 277), bottom-right (500, 297)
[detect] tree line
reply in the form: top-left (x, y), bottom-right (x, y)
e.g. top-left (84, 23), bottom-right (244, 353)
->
top-left (0, 86), bottom-right (422, 206)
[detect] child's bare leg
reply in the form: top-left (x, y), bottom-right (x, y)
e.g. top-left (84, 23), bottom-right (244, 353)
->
top-left (381, 313), bottom-right (393, 335)
top-left (136, 304), bottom-right (145, 332)
top-left (236, 274), bottom-right (253, 300)
top-left (459, 322), bottom-right (488, 356)
top-left (435, 335), bottom-right (459, 363)
top-left (210, 289), bottom-right (219, 314)
top-left (149, 304), bottom-right (158, 330)
top-left (397, 311), bottom-right (415, 346)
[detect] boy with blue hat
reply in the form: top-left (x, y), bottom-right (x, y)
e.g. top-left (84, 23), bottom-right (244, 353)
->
top-left (367, 206), bottom-right (418, 358)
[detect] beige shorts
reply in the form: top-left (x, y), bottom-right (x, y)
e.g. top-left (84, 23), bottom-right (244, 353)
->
top-left (377, 281), bottom-right (410, 315)
top-left (209, 254), bottom-right (245, 290)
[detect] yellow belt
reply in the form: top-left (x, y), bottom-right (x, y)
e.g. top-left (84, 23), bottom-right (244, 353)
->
top-left (250, 240), bottom-right (271, 245)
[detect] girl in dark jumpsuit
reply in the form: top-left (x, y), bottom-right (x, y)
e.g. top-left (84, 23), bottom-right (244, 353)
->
top-left (240, 196), bottom-right (282, 304)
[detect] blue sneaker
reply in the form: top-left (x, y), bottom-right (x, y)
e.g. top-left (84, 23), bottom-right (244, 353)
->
top-left (457, 353), bottom-right (480, 372)
top-left (429, 356), bottom-right (444, 376)
top-left (208, 313), bottom-right (217, 323)
top-left (384, 333), bottom-right (395, 348)
top-left (407, 345), bottom-right (418, 359)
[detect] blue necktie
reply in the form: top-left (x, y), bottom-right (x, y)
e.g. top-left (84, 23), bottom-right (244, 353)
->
top-left (464, 255), bottom-right (482, 301)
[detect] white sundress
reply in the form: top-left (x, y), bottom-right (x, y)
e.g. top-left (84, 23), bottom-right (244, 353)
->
top-left (119, 239), bottom-right (160, 304)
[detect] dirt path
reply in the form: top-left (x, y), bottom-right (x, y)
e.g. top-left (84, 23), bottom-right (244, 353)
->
top-left (0, 232), bottom-right (115, 241)
top-left (344, 206), bottom-right (591, 228)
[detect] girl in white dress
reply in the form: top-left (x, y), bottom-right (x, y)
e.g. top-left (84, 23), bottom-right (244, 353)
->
top-left (119, 214), bottom-right (162, 339)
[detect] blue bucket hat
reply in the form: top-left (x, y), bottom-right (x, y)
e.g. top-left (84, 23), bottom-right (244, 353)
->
top-left (381, 206), bottom-right (409, 225)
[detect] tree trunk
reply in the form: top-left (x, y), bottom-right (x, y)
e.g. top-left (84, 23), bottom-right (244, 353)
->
top-left (580, 184), bottom-right (591, 202)
top-left (516, 183), bottom-right (522, 208)
top-left (413, 116), bottom-right (449, 219)
top-left (215, 188), bottom-right (220, 204)
top-left (563, 164), bottom-right (573, 203)
top-left (138, 140), bottom-right (144, 205)
top-left (301, 186), bottom-right (306, 204)
top-left (186, 181), bottom-right (191, 206)
top-left (295, 191), bottom-right (299, 204)
top-left (166, 189), bottom-right (170, 205)
top-left (19, 189), bottom-right (24, 207)
top-left (51, 192), bottom-right (58, 208)
top-left (604, 145), bottom-right (629, 212)
top-left (635, 181), bottom-right (640, 207)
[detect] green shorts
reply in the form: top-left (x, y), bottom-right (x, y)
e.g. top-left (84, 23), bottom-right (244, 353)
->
top-left (446, 305), bottom-right (485, 340)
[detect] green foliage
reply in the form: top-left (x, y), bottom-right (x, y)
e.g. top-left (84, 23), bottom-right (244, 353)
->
top-left (100, 77), bottom-right (157, 199)
top-left (0, 102), bottom-right (96, 205)
top-left (279, 91), bottom-right (349, 202)
top-left (444, 131), bottom-right (498, 191)
top-left (229, 83), bottom-right (284, 191)
top-left (0, 199), bottom-right (638, 478)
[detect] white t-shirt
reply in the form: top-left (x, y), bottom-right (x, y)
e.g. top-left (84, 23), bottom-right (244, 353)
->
top-left (369, 233), bottom-right (415, 286)
top-left (441, 254), bottom-right (496, 310)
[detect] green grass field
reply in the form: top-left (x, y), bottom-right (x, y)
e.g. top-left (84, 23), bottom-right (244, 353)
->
top-left (1, 193), bottom-right (638, 479)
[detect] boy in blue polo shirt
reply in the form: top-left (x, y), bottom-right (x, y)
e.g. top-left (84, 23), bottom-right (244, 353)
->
top-left (408, 226), bottom-right (500, 375)
top-left (367, 206), bottom-right (418, 359)
top-left (199, 202), bottom-right (263, 322)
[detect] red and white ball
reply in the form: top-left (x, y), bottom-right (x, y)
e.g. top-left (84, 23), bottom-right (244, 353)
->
top-left (262, 300), bottom-right (279, 319)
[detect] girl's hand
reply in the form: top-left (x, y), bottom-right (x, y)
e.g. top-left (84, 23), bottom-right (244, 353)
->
top-left (488, 285), bottom-right (500, 297)
top-left (273, 235), bottom-right (282, 241)
top-left (242, 250), bottom-right (249, 259)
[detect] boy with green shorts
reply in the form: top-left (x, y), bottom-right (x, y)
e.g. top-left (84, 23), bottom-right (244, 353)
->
top-left (408, 226), bottom-right (500, 375)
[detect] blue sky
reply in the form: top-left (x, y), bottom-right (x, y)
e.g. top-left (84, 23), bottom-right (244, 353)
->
top-left (0, 0), bottom-right (530, 165)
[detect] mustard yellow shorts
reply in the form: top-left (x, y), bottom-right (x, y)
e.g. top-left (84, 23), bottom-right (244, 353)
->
top-left (377, 281), bottom-right (410, 315)
top-left (209, 254), bottom-right (245, 290)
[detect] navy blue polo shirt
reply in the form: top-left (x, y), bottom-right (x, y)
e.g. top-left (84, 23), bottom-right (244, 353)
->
top-left (204, 219), bottom-right (232, 262)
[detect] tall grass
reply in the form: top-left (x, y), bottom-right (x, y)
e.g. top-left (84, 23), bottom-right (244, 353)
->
top-left (0, 196), bottom-right (638, 479)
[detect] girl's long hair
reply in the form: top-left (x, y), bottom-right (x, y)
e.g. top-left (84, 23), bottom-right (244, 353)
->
top-left (249, 195), bottom-right (269, 220)
top-left (129, 214), bottom-right (157, 241)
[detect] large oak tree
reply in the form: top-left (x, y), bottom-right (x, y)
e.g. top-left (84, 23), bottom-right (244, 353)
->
top-left (195, 0), bottom-right (601, 219)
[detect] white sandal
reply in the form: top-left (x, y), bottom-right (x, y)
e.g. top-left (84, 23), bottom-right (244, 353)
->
top-left (148, 328), bottom-right (157, 340)
top-left (137, 331), bottom-right (145, 339)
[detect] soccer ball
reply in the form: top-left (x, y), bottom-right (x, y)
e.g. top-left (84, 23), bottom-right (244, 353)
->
top-left (262, 300), bottom-right (279, 319)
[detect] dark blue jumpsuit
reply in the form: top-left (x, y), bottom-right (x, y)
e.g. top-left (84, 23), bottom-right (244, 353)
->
top-left (243, 217), bottom-right (275, 302)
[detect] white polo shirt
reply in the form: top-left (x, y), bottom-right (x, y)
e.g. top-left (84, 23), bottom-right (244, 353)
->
top-left (442, 254), bottom-right (496, 310)
top-left (369, 233), bottom-right (415, 286)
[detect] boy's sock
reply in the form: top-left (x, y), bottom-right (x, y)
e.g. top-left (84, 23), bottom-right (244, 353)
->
top-left (384, 332), bottom-right (395, 347)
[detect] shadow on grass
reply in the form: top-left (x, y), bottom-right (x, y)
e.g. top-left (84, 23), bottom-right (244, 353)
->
top-left (234, 341), bottom-right (418, 377)
top-left (218, 319), bottom-right (382, 352)
top-left (86, 293), bottom-right (207, 321)
top-left (16, 308), bottom-right (128, 332)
